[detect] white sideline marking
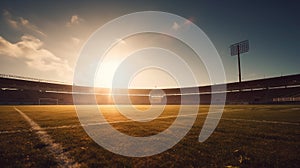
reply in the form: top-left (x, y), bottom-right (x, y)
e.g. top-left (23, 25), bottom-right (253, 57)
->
top-left (14, 107), bottom-right (80, 168)
top-left (0, 129), bottom-right (31, 134)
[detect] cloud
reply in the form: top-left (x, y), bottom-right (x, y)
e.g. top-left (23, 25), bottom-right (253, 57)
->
top-left (171, 17), bottom-right (195, 31)
top-left (2, 10), bottom-right (46, 37)
top-left (184, 17), bottom-right (195, 25)
top-left (3, 10), bottom-right (18, 28)
top-left (19, 17), bottom-right (47, 37)
top-left (71, 37), bottom-right (80, 45)
top-left (172, 22), bottom-right (180, 30)
top-left (66, 15), bottom-right (83, 27)
top-left (0, 35), bottom-right (72, 76)
top-left (0, 36), bottom-right (22, 57)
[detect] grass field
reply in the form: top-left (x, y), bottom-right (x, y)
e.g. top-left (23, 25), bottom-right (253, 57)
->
top-left (0, 105), bottom-right (299, 167)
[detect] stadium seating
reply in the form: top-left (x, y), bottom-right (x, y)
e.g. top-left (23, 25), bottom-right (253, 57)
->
top-left (0, 74), bottom-right (299, 105)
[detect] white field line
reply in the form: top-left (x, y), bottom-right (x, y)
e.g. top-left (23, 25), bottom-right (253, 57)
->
top-left (14, 107), bottom-right (80, 168)
top-left (0, 125), bottom-right (82, 134)
top-left (0, 129), bottom-right (32, 134)
top-left (1, 110), bottom-right (299, 135)
top-left (0, 129), bottom-right (31, 134)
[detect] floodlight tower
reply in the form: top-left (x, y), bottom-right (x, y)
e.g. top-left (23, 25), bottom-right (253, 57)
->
top-left (230, 40), bottom-right (249, 83)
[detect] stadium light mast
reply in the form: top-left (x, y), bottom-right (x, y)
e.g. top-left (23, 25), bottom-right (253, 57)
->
top-left (230, 40), bottom-right (249, 83)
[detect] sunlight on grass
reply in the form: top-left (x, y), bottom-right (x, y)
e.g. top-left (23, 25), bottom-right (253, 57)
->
top-left (0, 105), bottom-right (299, 167)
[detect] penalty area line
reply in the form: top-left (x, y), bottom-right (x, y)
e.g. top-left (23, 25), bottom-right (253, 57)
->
top-left (14, 107), bottom-right (80, 168)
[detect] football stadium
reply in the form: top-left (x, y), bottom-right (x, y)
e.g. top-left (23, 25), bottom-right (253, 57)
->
top-left (1, 1), bottom-right (299, 168)
top-left (0, 74), bottom-right (299, 167)
top-left (1, 74), bottom-right (300, 105)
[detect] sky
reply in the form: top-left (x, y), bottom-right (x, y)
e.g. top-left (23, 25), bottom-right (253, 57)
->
top-left (0, 0), bottom-right (299, 88)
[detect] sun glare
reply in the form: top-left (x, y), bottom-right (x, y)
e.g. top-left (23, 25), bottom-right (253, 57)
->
top-left (93, 33), bottom-right (207, 89)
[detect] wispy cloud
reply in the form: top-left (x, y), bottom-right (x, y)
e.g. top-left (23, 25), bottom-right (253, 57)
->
top-left (66, 14), bottom-right (83, 27)
top-left (3, 10), bottom-right (18, 28)
top-left (171, 17), bottom-right (195, 31)
top-left (0, 35), bottom-right (72, 76)
top-left (71, 37), bottom-right (81, 45)
top-left (19, 17), bottom-right (47, 37)
top-left (3, 10), bottom-right (47, 37)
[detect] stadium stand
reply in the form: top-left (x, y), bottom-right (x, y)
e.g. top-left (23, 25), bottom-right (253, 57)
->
top-left (0, 74), bottom-right (299, 105)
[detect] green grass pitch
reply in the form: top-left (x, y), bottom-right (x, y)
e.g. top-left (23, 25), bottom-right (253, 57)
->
top-left (0, 105), bottom-right (299, 167)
